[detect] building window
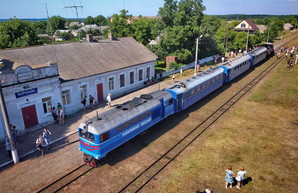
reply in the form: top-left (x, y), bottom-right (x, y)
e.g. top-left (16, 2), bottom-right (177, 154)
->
top-left (241, 23), bottom-right (246, 28)
top-left (146, 67), bottom-right (150, 79)
top-left (109, 77), bottom-right (114, 90)
top-left (42, 97), bottom-right (52, 114)
top-left (130, 71), bottom-right (134, 84)
top-left (80, 85), bottom-right (87, 100)
top-left (139, 69), bottom-right (143, 81)
top-left (120, 74), bottom-right (125, 88)
top-left (62, 90), bottom-right (71, 105)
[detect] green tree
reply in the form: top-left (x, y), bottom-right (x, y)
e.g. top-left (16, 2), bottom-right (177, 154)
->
top-left (158, 0), bottom-right (205, 63)
top-left (33, 20), bottom-right (48, 34)
top-left (59, 32), bottom-right (74, 41)
top-left (131, 17), bottom-right (155, 45)
top-left (94, 15), bottom-right (108, 26)
top-left (110, 10), bottom-right (132, 37)
top-left (47, 16), bottom-right (67, 35)
top-left (0, 19), bottom-right (39, 49)
top-left (85, 16), bottom-right (95, 25)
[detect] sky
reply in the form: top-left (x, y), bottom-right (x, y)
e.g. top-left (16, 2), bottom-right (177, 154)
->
top-left (0, 0), bottom-right (297, 19)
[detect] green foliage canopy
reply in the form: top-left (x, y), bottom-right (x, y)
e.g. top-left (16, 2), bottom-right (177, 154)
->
top-left (0, 19), bottom-right (39, 49)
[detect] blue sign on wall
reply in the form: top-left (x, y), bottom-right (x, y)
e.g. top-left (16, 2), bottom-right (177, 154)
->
top-left (15, 88), bottom-right (38, 98)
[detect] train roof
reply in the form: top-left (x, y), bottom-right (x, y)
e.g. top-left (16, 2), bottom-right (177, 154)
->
top-left (166, 67), bottom-right (224, 95)
top-left (79, 90), bottom-right (173, 135)
top-left (220, 54), bottom-right (251, 70)
top-left (248, 47), bottom-right (268, 56)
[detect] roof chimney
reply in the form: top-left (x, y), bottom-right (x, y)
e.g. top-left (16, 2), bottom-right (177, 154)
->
top-left (108, 33), bottom-right (115, 40)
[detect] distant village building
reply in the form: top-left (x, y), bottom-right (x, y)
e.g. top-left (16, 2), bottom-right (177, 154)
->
top-left (256, 25), bottom-right (266, 34)
top-left (0, 36), bottom-right (157, 140)
top-left (283, 23), bottom-right (294, 31)
top-left (68, 21), bottom-right (83, 28)
top-left (234, 19), bottom-right (259, 34)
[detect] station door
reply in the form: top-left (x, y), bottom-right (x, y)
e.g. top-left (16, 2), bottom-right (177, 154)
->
top-left (21, 105), bottom-right (38, 128)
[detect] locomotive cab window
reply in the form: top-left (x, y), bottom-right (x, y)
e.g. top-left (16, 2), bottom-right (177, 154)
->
top-left (88, 133), bottom-right (95, 142)
top-left (169, 98), bottom-right (174, 105)
top-left (80, 129), bottom-right (88, 139)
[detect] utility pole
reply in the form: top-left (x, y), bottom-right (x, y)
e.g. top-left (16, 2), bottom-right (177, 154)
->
top-left (0, 80), bottom-right (19, 164)
top-left (45, 3), bottom-right (53, 42)
top-left (64, 5), bottom-right (83, 40)
top-left (225, 23), bottom-right (229, 54)
top-left (246, 29), bottom-right (249, 52)
top-left (194, 35), bottom-right (202, 75)
top-left (64, 6), bottom-right (83, 21)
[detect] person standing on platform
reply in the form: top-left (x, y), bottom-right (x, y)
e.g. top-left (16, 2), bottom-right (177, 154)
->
top-left (36, 135), bottom-right (45, 156)
top-left (43, 129), bottom-right (52, 150)
top-left (59, 109), bottom-right (65, 125)
top-left (81, 97), bottom-right (87, 111)
top-left (89, 95), bottom-right (95, 109)
top-left (106, 93), bottom-right (112, 107)
top-left (6, 138), bottom-right (12, 159)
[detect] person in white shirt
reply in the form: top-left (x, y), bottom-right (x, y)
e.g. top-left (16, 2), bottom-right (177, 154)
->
top-left (106, 94), bottom-right (112, 107)
top-left (236, 167), bottom-right (247, 189)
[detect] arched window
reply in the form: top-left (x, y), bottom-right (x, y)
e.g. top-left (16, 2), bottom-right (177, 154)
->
top-left (241, 23), bottom-right (246, 28)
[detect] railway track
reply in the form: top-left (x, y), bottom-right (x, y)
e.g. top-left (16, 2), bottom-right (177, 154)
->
top-left (36, 163), bottom-right (94, 193)
top-left (118, 46), bottom-right (296, 192)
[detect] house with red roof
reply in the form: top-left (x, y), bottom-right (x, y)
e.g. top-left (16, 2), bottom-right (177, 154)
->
top-left (234, 19), bottom-right (259, 34)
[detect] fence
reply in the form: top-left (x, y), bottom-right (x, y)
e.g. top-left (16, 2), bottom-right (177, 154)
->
top-left (160, 54), bottom-right (220, 78)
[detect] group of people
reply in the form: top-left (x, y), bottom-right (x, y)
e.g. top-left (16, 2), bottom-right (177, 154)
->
top-left (277, 46), bottom-right (297, 68)
top-left (51, 103), bottom-right (65, 125)
top-left (81, 95), bottom-right (96, 111)
top-left (81, 94), bottom-right (112, 110)
top-left (35, 129), bottom-right (52, 156)
top-left (225, 166), bottom-right (247, 189)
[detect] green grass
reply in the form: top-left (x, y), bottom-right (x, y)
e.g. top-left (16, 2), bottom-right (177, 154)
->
top-left (250, 59), bottom-right (298, 107)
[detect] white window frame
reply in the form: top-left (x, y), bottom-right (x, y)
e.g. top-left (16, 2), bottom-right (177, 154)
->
top-left (119, 73), bottom-right (125, 88)
top-left (42, 97), bottom-right (52, 114)
top-left (108, 77), bottom-right (115, 90)
top-left (80, 84), bottom-right (87, 100)
top-left (146, 67), bottom-right (151, 80)
top-left (138, 68), bottom-right (144, 82)
top-left (61, 90), bottom-right (71, 105)
top-left (129, 71), bottom-right (135, 84)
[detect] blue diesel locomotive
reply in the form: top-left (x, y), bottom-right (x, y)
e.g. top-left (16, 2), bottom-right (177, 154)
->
top-left (78, 43), bottom-right (274, 167)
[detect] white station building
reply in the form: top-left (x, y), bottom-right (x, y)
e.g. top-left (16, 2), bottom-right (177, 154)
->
top-left (0, 36), bottom-right (157, 140)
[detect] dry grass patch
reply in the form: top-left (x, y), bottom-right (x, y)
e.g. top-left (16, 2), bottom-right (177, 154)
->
top-left (152, 59), bottom-right (298, 193)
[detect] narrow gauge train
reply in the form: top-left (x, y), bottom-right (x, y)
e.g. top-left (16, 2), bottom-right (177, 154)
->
top-left (78, 43), bottom-right (274, 167)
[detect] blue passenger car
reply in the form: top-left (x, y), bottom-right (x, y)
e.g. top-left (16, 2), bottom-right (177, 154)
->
top-left (78, 90), bottom-right (174, 162)
top-left (166, 67), bottom-right (225, 112)
top-left (248, 47), bottom-right (268, 66)
top-left (219, 54), bottom-right (251, 82)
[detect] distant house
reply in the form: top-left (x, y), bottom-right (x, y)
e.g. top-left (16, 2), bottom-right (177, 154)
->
top-left (0, 36), bottom-right (157, 140)
top-left (283, 23), bottom-right (294, 31)
top-left (234, 19), bottom-right (259, 34)
top-left (256, 25), bottom-right (266, 34)
top-left (76, 25), bottom-right (108, 34)
top-left (53, 29), bottom-right (72, 41)
top-left (69, 21), bottom-right (83, 27)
